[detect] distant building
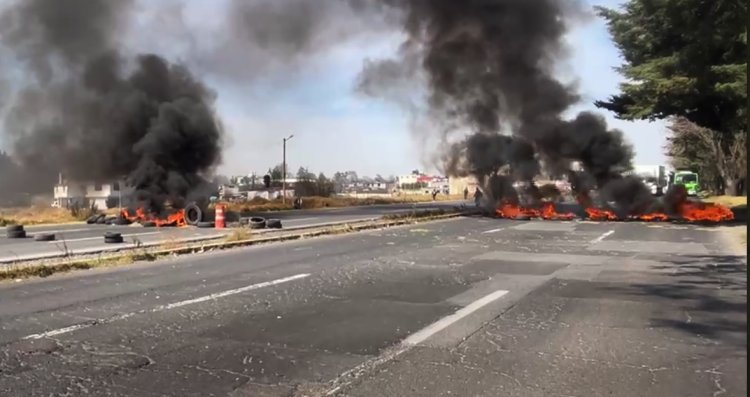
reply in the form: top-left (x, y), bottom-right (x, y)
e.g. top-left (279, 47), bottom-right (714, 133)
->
top-left (448, 176), bottom-right (480, 196)
top-left (245, 188), bottom-right (294, 200)
top-left (341, 180), bottom-right (396, 194)
top-left (397, 173), bottom-right (448, 193)
top-left (53, 174), bottom-right (132, 209)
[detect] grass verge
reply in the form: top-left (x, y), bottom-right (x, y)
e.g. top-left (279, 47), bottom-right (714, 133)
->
top-left (0, 207), bottom-right (83, 225)
top-left (0, 209), bottom-right (467, 281)
top-left (224, 194), bottom-right (464, 214)
top-left (704, 196), bottom-right (747, 207)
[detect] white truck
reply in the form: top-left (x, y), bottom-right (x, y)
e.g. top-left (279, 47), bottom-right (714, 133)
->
top-left (629, 165), bottom-right (668, 196)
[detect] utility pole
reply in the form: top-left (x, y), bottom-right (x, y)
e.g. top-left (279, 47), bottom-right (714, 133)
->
top-left (282, 134), bottom-right (294, 204)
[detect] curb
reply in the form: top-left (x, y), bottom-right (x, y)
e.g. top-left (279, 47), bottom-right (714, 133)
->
top-left (0, 212), bottom-right (465, 268)
top-left (164, 212), bottom-right (462, 255)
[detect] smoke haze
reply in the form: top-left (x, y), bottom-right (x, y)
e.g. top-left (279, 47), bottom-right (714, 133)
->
top-left (0, 0), bottom-right (223, 210)
top-left (0, 0), bottom-right (654, 214)
top-left (359, 0), bottom-right (649, 212)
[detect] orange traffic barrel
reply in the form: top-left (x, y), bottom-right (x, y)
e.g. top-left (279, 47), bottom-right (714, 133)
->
top-left (215, 204), bottom-right (225, 229)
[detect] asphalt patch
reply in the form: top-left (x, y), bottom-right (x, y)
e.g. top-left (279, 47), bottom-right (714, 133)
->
top-left (468, 260), bottom-right (569, 276)
top-left (202, 298), bottom-right (456, 356)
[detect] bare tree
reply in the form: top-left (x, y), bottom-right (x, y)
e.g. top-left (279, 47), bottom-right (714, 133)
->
top-left (666, 117), bottom-right (746, 195)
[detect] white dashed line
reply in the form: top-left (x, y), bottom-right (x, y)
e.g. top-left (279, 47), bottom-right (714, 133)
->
top-left (403, 289), bottom-right (509, 346)
top-left (23, 273), bottom-right (310, 340)
top-left (325, 289), bottom-right (510, 395)
top-left (590, 230), bottom-right (615, 244)
top-left (482, 228), bottom-right (503, 234)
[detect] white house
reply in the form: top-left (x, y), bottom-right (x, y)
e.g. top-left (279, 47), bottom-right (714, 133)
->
top-left (53, 174), bottom-right (132, 209)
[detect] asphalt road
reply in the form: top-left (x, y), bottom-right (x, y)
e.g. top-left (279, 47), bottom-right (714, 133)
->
top-left (0, 200), bottom-right (467, 262)
top-left (0, 215), bottom-right (744, 396)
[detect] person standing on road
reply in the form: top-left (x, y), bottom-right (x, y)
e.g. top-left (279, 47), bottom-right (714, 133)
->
top-left (474, 188), bottom-right (483, 208)
top-left (463, 187), bottom-right (469, 200)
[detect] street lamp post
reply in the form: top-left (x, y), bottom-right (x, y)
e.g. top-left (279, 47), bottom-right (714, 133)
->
top-left (282, 134), bottom-right (294, 204)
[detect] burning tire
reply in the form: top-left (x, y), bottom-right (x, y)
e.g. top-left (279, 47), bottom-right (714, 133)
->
top-left (6, 229), bottom-right (26, 239)
top-left (196, 221), bottom-right (215, 228)
top-left (33, 233), bottom-right (55, 242)
top-left (141, 221), bottom-right (157, 228)
top-left (104, 232), bottom-right (124, 244)
top-left (184, 203), bottom-right (203, 226)
top-left (249, 217), bottom-right (266, 229)
top-left (266, 219), bottom-right (282, 229)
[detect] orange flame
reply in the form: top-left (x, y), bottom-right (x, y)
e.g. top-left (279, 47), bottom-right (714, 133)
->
top-left (120, 208), bottom-right (187, 227)
top-left (584, 207), bottom-right (618, 221)
top-left (637, 212), bottom-right (669, 222)
top-left (496, 202), bottom-right (575, 220)
top-left (678, 201), bottom-right (734, 222)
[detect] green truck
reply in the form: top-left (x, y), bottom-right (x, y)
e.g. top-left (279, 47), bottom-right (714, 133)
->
top-left (669, 170), bottom-right (700, 196)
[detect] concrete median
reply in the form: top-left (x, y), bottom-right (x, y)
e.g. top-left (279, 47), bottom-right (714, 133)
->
top-left (0, 209), bottom-right (469, 279)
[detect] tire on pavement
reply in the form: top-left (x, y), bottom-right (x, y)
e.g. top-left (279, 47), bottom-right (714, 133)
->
top-left (96, 215), bottom-right (108, 224)
top-left (112, 217), bottom-right (131, 225)
top-left (86, 215), bottom-right (99, 224)
top-left (184, 203), bottom-right (203, 226)
top-left (196, 221), bottom-right (215, 228)
top-left (266, 219), bottom-right (282, 229)
top-left (104, 234), bottom-right (124, 244)
top-left (34, 233), bottom-right (55, 242)
top-left (141, 221), bottom-right (157, 228)
top-left (6, 230), bottom-right (26, 238)
top-left (249, 217), bottom-right (266, 229)
top-left (5, 224), bottom-right (23, 232)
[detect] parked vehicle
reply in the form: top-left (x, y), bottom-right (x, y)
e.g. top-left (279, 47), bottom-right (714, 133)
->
top-left (670, 170), bottom-right (700, 196)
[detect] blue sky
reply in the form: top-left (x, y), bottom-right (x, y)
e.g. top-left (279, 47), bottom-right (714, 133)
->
top-left (0, 0), bottom-right (667, 178)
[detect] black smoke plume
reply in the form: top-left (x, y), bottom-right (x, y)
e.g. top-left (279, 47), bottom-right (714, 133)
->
top-left (193, 0), bottom-right (394, 83)
top-left (0, 0), bottom-right (222, 211)
top-left (362, 0), bottom-right (651, 213)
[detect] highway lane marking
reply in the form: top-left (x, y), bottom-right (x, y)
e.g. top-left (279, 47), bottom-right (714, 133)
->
top-left (23, 227), bottom-right (96, 234)
top-left (403, 289), bottom-right (509, 346)
top-left (326, 289), bottom-right (510, 395)
top-left (590, 230), bottom-right (615, 244)
top-left (482, 228), bottom-right (503, 234)
top-left (47, 231), bottom-right (161, 243)
top-left (22, 273), bottom-right (310, 340)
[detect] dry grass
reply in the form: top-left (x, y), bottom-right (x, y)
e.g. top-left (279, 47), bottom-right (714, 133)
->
top-left (225, 194), bottom-right (463, 215)
top-left (0, 250), bottom-right (155, 281)
top-left (158, 236), bottom-right (184, 251)
top-left (224, 229), bottom-right (252, 242)
top-left (0, 206), bottom-right (82, 225)
top-left (704, 196), bottom-right (747, 208)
